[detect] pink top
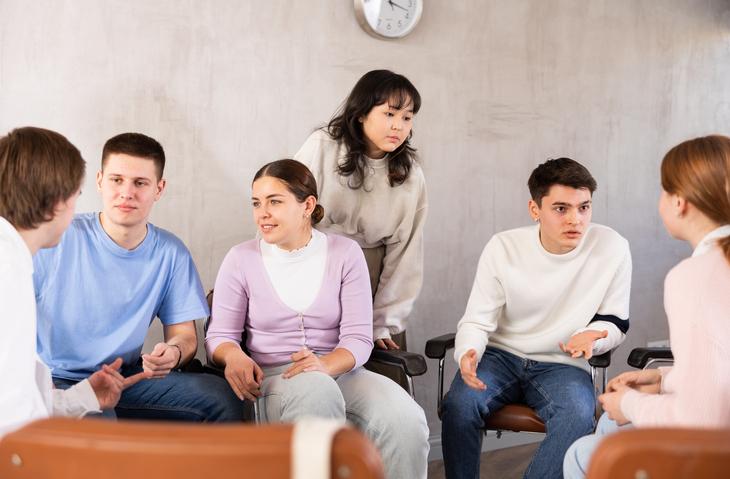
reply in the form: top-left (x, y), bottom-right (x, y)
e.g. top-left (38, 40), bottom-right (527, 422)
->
top-left (621, 245), bottom-right (730, 427)
top-left (205, 234), bottom-right (374, 369)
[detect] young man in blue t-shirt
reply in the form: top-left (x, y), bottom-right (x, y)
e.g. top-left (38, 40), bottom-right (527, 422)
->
top-left (33, 132), bottom-right (243, 422)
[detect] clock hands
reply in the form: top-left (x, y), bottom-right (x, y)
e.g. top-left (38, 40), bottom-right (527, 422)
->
top-left (387, 0), bottom-right (408, 12)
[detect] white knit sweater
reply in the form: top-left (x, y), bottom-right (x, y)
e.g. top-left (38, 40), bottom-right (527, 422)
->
top-left (294, 130), bottom-right (427, 340)
top-left (454, 223), bottom-right (632, 372)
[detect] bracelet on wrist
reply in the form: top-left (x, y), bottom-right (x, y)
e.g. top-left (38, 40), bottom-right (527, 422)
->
top-left (169, 343), bottom-right (183, 369)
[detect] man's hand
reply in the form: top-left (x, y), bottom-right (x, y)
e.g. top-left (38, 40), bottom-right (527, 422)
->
top-left (283, 347), bottom-right (330, 379)
top-left (459, 349), bottom-right (486, 391)
top-left (141, 342), bottom-right (181, 378)
top-left (559, 330), bottom-right (608, 359)
top-left (598, 384), bottom-right (631, 426)
top-left (88, 358), bottom-right (152, 410)
top-left (223, 349), bottom-right (264, 402)
top-left (375, 338), bottom-right (400, 350)
top-left (607, 369), bottom-right (661, 394)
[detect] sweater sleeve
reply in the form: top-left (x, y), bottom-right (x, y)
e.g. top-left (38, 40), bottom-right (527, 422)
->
top-left (336, 242), bottom-right (375, 368)
top-left (571, 239), bottom-right (632, 354)
top-left (51, 379), bottom-right (101, 417)
top-left (205, 247), bottom-right (248, 363)
top-left (294, 130), bottom-right (327, 187)
top-left (453, 238), bottom-right (505, 365)
top-left (372, 176), bottom-right (427, 340)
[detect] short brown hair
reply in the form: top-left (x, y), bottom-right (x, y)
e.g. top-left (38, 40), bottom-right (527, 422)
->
top-left (0, 127), bottom-right (85, 229)
top-left (528, 157), bottom-right (597, 206)
top-left (661, 135), bottom-right (730, 263)
top-left (102, 132), bottom-right (165, 179)
top-left (253, 159), bottom-right (324, 225)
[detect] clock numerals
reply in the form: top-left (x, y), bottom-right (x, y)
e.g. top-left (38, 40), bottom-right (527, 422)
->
top-left (356, 0), bottom-right (421, 38)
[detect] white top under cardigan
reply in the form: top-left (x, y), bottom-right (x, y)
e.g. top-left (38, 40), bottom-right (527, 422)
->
top-left (0, 217), bottom-right (99, 439)
top-left (454, 223), bottom-right (632, 372)
top-left (294, 130), bottom-right (428, 341)
top-left (260, 229), bottom-right (327, 313)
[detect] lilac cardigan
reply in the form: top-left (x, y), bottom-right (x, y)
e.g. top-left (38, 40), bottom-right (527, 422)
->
top-left (205, 233), bottom-right (374, 369)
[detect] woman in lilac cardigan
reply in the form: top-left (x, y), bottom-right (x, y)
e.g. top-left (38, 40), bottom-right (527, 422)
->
top-left (205, 159), bottom-right (429, 479)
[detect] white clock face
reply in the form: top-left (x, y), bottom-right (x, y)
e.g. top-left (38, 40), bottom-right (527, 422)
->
top-left (358, 0), bottom-right (422, 39)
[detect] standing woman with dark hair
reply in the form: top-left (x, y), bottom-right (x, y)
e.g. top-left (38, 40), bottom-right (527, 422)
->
top-left (564, 135), bottom-right (730, 478)
top-left (294, 70), bottom-right (426, 352)
top-left (206, 160), bottom-right (429, 479)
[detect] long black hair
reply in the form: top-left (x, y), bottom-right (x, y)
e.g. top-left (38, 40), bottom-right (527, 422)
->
top-left (326, 70), bottom-right (421, 189)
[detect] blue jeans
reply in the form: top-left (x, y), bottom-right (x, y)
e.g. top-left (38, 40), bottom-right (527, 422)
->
top-left (563, 413), bottom-right (628, 478)
top-left (53, 361), bottom-right (245, 422)
top-left (441, 347), bottom-right (596, 479)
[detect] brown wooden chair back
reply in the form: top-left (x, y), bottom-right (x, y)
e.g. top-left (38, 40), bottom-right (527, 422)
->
top-left (0, 418), bottom-right (384, 479)
top-left (587, 428), bottom-right (730, 479)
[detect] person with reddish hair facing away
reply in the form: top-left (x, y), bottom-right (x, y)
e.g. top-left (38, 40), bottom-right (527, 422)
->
top-left (564, 135), bottom-right (730, 478)
top-left (0, 127), bottom-right (150, 438)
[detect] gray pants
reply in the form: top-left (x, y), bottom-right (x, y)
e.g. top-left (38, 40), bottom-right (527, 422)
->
top-left (260, 364), bottom-right (429, 479)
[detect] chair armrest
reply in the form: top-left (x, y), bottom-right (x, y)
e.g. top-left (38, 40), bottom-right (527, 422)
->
top-left (588, 350), bottom-right (612, 368)
top-left (368, 349), bottom-right (427, 377)
top-left (627, 347), bottom-right (673, 369)
top-left (425, 333), bottom-right (456, 359)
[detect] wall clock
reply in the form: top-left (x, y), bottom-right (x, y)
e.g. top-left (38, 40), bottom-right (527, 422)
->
top-left (354, 0), bottom-right (423, 39)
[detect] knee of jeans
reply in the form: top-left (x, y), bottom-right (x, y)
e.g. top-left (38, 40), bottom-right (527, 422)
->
top-left (558, 398), bottom-right (595, 429)
top-left (442, 386), bottom-right (482, 424)
top-left (283, 371), bottom-right (345, 414)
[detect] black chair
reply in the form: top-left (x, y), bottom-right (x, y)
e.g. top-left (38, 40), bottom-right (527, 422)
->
top-left (425, 332), bottom-right (612, 437)
top-left (626, 347), bottom-right (673, 369)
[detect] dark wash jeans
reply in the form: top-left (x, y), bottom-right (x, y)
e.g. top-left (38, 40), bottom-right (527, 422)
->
top-left (53, 361), bottom-right (245, 422)
top-left (441, 347), bottom-right (596, 479)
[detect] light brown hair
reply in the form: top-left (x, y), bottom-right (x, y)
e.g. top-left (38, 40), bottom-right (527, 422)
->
top-left (661, 134), bottom-right (730, 263)
top-left (0, 127), bottom-right (85, 229)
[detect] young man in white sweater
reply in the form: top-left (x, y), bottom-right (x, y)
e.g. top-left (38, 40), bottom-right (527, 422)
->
top-left (441, 158), bottom-right (632, 479)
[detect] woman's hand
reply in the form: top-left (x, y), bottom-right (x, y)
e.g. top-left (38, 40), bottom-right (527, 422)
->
top-left (598, 384), bottom-right (631, 425)
top-left (223, 349), bottom-right (264, 401)
top-left (283, 347), bottom-right (330, 379)
top-left (375, 338), bottom-right (400, 350)
top-left (607, 369), bottom-right (662, 394)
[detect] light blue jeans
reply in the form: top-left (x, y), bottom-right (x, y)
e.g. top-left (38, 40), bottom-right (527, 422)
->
top-left (563, 412), bottom-right (630, 478)
top-left (260, 364), bottom-right (430, 479)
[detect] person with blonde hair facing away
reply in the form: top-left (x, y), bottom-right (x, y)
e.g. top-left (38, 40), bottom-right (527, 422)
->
top-left (0, 127), bottom-right (150, 438)
top-left (564, 134), bottom-right (730, 478)
top-left (205, 159), bottom-right (429, 479)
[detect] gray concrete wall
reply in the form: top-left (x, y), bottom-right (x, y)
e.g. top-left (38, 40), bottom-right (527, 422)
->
top-left (2, 0), bottom-right (729, 455)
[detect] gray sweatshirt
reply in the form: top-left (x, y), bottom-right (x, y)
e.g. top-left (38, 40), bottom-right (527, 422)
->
top-left (294, 130), bottom-right (427, 340)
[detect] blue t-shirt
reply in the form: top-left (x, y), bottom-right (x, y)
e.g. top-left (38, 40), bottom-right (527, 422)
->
top-left (33, 212), bottom-right (209, 379)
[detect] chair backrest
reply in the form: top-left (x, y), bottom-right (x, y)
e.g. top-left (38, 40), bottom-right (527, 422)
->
top-left (0, 418), bottom-right (384, 479)
top-left (587, 428), bottom-right (730, 479)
